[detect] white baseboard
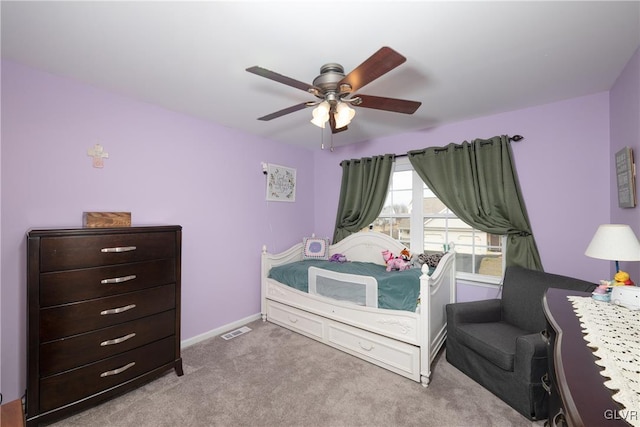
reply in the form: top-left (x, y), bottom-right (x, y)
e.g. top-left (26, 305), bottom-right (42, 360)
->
top-left (180, 313), bottom-right (262, 349)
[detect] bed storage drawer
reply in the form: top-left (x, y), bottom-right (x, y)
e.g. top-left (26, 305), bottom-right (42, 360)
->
top-left (326, 319), bottom-right (420, 380)
top-left (266, 299), bottom-right (420, 381)
top-left (266, 300), bottom-right (324, 340)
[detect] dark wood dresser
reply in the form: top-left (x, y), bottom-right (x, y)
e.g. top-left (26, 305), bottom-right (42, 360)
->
top-left (26, 225), bottom-right (183, 426)
top-left (543, 288), bottom-right (631, 427)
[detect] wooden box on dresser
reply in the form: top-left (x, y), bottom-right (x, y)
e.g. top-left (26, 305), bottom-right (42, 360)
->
top-left (26, 225), bottom-right (183, 427)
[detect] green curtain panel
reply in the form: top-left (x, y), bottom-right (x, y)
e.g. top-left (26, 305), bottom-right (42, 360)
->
top-left (333, 154), bottom-right (395, 243)
top-left (407, 135), bottom-right (543, 270)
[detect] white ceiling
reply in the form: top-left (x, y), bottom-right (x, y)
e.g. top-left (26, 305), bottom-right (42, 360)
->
top-left (2, 1), bottom-right (639, 150)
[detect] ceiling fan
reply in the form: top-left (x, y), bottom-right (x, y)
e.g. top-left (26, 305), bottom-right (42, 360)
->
top-left (246, 47), bottom-right (422, 134)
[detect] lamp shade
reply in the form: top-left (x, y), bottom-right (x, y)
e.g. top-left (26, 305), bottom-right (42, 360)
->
top-left (334, 102), bottom-right (355, 128)
top-left (585, 224), bottom-right (640, 261)
top-left (310, 101), bottom-right (330, 128)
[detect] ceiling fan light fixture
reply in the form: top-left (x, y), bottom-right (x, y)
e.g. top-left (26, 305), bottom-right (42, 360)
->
top-left (335, 102), bottom-right (356, 128)
top-left (310, 116), bottom-right (327, 128)
top-left (311, 101), bottom-right (330, 128)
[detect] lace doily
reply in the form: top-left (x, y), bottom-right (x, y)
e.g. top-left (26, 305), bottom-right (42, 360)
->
top-left (568, 296), bottom-right (640, 425)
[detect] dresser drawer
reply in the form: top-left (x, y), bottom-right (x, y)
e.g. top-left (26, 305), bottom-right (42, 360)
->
top-left (40, 310), bottom-right (176, 376)
top-left (40, 284), bottom-right (175, 341)
top-left (39, 336), bottom-right (175, 412)
top-left (39, 232), bottom-right (176, 272)
top-left (40, 259), bottom-right (175, 307)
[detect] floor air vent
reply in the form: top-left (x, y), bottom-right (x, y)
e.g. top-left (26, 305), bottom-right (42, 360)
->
top-left (221, 326), bottom-right (252, 340)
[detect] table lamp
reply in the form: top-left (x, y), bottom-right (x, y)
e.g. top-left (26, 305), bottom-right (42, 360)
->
top-left (585, 224), bottom-right (640, 272)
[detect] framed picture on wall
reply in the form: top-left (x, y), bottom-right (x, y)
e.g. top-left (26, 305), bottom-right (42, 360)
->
top-left (615, 147), bottom-right (636, 208)
top-left (266, 163), bottom-right (296, 202)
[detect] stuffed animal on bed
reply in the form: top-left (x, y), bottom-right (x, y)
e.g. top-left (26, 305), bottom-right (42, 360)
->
top-left (382, 249), bottom-right (411, 272)
top-left (329, 253), bottom-right (348, 263)
top-left (410, 253), bottom-right (428, 269)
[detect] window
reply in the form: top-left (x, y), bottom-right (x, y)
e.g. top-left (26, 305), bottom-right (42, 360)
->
top-left (371, 158), bottom-right (505, 282)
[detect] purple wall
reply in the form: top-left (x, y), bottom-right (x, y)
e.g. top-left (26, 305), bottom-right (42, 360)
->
top-left (2, 48), bottom-right (638, 401)
top-left (314, 92), bottom-right (612, 283)
top-left (610, 47), bottom-right (640, 280)
top-left (1, 61), bottom-right (315, 401)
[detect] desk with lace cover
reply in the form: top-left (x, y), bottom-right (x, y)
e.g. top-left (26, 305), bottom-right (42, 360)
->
top-left (543, 288), bottom-right (635, 427)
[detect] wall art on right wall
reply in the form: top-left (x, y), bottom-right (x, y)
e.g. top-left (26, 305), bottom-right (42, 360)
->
top-left (616, 146), bottom-right (636, 208)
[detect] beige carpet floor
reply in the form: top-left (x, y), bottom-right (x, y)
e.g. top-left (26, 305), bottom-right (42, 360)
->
top-left (50, 319), bottom-right (545, 427)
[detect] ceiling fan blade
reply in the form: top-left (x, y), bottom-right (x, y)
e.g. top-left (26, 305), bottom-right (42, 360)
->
top-left (329, 113), bottom-right (348, 134)
top-left (258, 102), bottom-right (311, 121)
top-left (355, 94), bottom-right (422, 114)
top-left (246, 66), bottom-right (314, 93)
top-left (339, 47), bottom-right (406, 94)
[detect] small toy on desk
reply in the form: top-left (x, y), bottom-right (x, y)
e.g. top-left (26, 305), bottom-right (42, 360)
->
top-left (592, 282), bottom-right (611, 302)
top-left (599, 279), bottom-right (614, 287)
top-left (592, 273), bottom-right (640, 308)
top-left (613, 270), bottom-right (635, 286)
top-left (611, 285), bottom-right (640, 310)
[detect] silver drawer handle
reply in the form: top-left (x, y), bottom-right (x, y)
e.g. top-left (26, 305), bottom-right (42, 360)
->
top-left (100, 333), bottom-right (136, 347)
top-left (359, 341), bottom-right (374, 351)
top-left (101, 275), bottom-right (137, 284)
top-left (101, 246), bottom-right (137, 253)
top-left (100, 362), bottom-right (135, 377)
top-left (287, 316), bottom-right (298, 323)
top-left (541, 373), bottom-right (551, 394)
top-left (540, 329), bottom-right (550, 344)
top-left (551, 409), bottom-right (566, 427)
top-left (100, 304), bottom-right (136, 316)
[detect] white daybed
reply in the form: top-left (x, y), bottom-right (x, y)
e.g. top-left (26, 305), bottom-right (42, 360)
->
top-left (260, 231), bottom-right (456, 386)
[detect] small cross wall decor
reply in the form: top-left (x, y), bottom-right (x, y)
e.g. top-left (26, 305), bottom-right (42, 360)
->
top-left (87, 144), bottom-right (109, 168)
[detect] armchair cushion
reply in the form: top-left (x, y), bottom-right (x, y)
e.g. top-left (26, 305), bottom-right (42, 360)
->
top-left (457, 321), bottom-right (527, 371)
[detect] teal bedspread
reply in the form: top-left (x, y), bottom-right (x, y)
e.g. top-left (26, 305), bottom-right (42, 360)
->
top-left (268, 260), bottom-right (427, 312)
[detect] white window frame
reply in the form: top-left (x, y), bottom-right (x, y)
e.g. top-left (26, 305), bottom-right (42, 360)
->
top-left (381, 158), bottom-right (506, 284)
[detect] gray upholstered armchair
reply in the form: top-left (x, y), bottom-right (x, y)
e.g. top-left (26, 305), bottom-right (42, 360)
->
top-left (445, 266), bottom-right (595, 420)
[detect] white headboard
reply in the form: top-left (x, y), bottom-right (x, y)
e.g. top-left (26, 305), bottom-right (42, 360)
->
top-left (329, 231), bottom-right (407, 265)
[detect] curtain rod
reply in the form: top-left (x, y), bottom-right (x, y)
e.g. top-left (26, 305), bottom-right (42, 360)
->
top-left (339, 135), bottom-right (524, 165)
top-left (394, 135), bottom-right (524, 159)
